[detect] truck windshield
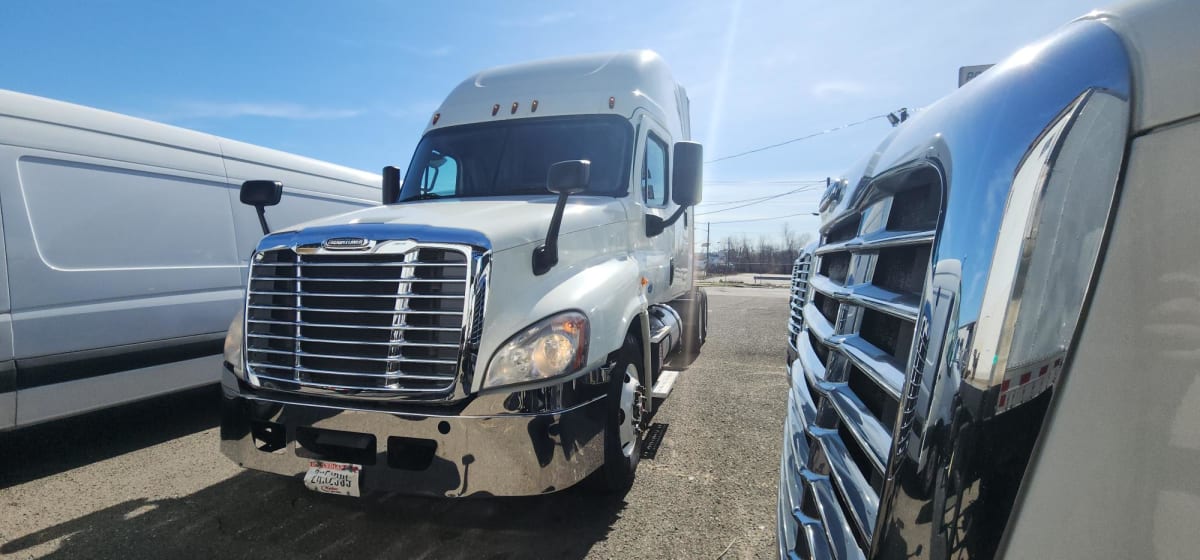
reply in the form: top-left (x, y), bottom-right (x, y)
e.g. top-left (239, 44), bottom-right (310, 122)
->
top-left (397, 115), bottom-right (633, 201)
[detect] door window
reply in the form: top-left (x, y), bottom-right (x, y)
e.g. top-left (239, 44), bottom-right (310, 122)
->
top-left (643, 134), bottom-right (669, 207)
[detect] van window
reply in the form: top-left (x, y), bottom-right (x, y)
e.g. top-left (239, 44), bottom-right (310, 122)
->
top-left (643, 133), bottom-right (669, 207)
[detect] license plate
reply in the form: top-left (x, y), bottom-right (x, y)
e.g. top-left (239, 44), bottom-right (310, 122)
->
top-left (303, 460), bottom-right (361, 497)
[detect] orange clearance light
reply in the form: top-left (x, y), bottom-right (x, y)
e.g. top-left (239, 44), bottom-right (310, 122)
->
top-left (608, 96), bottom-right (616, 109)
top-left (640, 276), bottom-right (649, 287)
top-left (511, 101), bottom-right (519, 114)
top-left (491, 104), bottom-right (500, 116)
top-left (531, 100), bottom-right (539, 113)
top-left (431, 112), bottom-right (440, 125)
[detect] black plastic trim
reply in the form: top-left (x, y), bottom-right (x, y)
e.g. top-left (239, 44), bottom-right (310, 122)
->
top-left (16, 333), bottom-right (224, 390)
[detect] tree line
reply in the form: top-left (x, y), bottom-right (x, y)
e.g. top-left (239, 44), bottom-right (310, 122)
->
top-left (704, 224), bottom-right (814, 276)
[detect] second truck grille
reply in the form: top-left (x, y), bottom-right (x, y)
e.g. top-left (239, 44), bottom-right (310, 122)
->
top-left (783, 169), bottom-right (939, 558)
top-left (243, 246), bottom-right (471, 399)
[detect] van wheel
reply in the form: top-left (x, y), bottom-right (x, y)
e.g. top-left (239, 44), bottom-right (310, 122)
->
top-left (598, 334), bottom-right (646, 492)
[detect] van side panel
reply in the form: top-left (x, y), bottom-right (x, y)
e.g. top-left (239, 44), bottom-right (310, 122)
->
top-left (0, 114), bottom-right (242, 422)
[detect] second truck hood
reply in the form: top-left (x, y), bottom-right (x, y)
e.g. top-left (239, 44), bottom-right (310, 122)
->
top-left (280, 196), bottom-right (629, 252)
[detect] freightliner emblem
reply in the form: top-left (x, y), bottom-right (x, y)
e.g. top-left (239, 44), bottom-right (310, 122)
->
top-left (322, 237), bottom-right (371, 250)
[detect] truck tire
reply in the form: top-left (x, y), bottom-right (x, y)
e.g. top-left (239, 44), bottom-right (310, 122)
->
top-left (598, 334), bottom-right (646, 492)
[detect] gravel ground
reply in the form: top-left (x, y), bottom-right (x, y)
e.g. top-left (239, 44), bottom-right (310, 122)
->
top-left (0, 286), bottom-right (789, 559)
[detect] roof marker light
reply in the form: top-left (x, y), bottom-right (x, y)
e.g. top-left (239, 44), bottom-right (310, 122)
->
top-left (608, 96), bottom-right (616, 109)
top-left (431, 112), bottom-right (440, 125)
top-left (531, 100), bottom-right (538, 113)
top-left (511, 101), bottom-right (519, 114)
top-left (492, 104), bottom-right (500, 116)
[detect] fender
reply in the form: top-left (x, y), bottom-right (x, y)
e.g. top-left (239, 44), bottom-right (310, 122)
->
top-left (471, 224), bottom-right (647, 393)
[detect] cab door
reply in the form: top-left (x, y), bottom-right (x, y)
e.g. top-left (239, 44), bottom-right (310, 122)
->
top-left (633, 116), bottom-right (677, 304)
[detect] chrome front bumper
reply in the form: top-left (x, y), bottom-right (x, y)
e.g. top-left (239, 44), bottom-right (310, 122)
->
top-left (219, 369), bottom-right (608, 497)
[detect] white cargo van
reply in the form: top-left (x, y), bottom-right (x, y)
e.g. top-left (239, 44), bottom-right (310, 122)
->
top-left (0, 89), bottom-right (379, 430)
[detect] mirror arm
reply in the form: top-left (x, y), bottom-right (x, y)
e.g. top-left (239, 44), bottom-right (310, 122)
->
top-left (255, 205), bottom-right (271, 235)
top-left (532, 191), bottom-right (571, 275)
top-left (646, 205), bottom-right (687, 237)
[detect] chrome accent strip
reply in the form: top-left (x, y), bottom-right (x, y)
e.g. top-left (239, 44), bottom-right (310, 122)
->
top-left (815, 229), bottom-right (934, 255)
top-left (247, 318), bottom-right (461, 332)
top-left (252, 372), bottom-right (454, 392)
top-left (252, 275), bottom-right (461, 282)
top-left (813, 430), bottom-right (880, 538)
top-left (246, 348), bottom-right (458, 365)
top-left (248, 364), bottom-right (455, 382)
top-left (248, 304), bottom-right (463, 316)
top-left (839, 336), bottom-right (904, 400)
top-left (249, 290), bottom-right (461, 300)
top-left (802, 471), bottom-right (867, 560)
top-left (809, 277), bottom-right (919, 323)
top-left (237, 390), bottom-right (607, 419)
top-left (793, 510), bottom-right (833, 560)
top-left (825, 384), bottom-right (890, 473)
top-left (247, 333), bottom-right (458, 348)
top-left (803, 302), bottom-right (836, 345)
top-left (265, 261), bottom-right (468, 268)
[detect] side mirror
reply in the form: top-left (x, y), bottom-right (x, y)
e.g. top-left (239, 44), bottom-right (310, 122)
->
top-left (547, 160), bottom-right (590, 195)
top-left (672, 141), bottom-right (703, 206)
top-left (240, 180), bottom-right (282, 207)
top-left (383, 165), bottom-right (401, 204)
top-left (646, 142), bottom-right (703, 237)
top-left (532, 160), bottom-right (591, 275)
top-left (240, 180), bottom-right (282, 235)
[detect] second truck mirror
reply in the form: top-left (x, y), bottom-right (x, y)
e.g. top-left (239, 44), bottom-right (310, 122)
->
top-left (382, 165), bottom-right (401, 204)
top-left (672, 141), bottom-right (703, 207)
top-left (240, 180), bottom-right (283, 236)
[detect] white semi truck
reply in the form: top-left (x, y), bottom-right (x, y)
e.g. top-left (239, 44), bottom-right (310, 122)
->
top-left (777, 0), bottom-right (1200, 558)
top-left (220, 51), bottom-right (708, 496)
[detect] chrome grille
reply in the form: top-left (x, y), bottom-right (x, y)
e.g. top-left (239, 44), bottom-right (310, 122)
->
top-left (783, 173), bottom-right (938, 558)
top-left (243, 245), bottom-right (473, 399)
top-left (787, 249), bottom-right (813, 346)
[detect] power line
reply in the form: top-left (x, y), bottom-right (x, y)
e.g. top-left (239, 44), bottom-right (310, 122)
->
top-left (704, 113), bottom-right (890, 164)
top-left (700, 210), bottom-right (819, 225)
top-left (697, 185), bottom-right (820, 215)
top-left (704, 179), bottom-right (825, 184)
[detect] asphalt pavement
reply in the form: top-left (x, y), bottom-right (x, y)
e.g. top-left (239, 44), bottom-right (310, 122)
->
top-left (0, 285), bottom-right (790, 560)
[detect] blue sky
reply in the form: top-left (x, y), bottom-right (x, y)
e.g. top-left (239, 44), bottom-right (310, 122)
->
top-left (0, 0), bottom-right (1104, 244)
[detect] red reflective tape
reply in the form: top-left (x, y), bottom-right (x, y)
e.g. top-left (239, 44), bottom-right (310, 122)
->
top-left (1020, 372), bottom-right (1031, 385)
top-left (1039, 365), bottom-right (1048, 377)
top-left (1001, 379), bottom-right (1011, 392)
top-left (999, 394), bottom-right (1007, 407)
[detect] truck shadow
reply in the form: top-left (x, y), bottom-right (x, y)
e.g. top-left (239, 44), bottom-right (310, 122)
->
top-left (0, 385), bottom-right (221, 488)
top-left (1, 470), bottom-right (627, 559)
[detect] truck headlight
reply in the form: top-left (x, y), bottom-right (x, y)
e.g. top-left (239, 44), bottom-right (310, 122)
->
top-left (224, 309), bottom-right (246, 380)
top-left (484, 311), bottom-right (589, 389)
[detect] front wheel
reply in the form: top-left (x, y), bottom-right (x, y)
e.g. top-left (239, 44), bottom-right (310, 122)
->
top-left (598, 334), bottom-right (646, 492)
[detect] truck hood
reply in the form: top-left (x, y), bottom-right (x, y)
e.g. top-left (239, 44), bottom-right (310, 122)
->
top-left (278, 196), bottom-right (629, 252)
